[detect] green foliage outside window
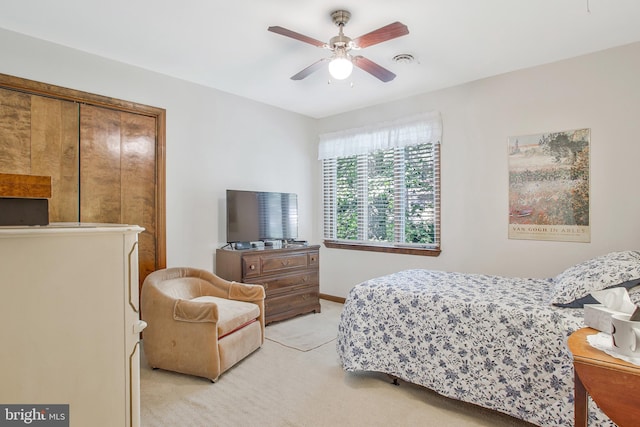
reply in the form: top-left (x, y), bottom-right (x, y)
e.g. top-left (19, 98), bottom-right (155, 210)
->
top-left (333, 144), bottom-right (436, 245)
top-left (336, 157), bottom-right (358, 240)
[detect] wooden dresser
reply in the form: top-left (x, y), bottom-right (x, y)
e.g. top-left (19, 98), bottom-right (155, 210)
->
top-left (216, 245), bottom-right (321, 324)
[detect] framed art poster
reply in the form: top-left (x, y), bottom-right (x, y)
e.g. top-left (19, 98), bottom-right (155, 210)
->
top-left (508, 128), bottom-right (590, 242)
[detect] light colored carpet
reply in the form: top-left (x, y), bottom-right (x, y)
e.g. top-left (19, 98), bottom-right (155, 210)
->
top-left (140, 300), bottom-right (535, 427)
top-left (264, 301), bottom-right (341, 351)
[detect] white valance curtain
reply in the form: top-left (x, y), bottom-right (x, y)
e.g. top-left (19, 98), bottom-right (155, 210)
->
top-left (317, 111), bottom-right (442, 160)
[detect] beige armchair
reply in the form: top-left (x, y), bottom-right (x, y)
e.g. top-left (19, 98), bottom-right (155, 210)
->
top-left (141, 267), bottom-right (265, 382)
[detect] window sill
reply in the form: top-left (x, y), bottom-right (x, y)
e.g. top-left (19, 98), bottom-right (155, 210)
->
top-left (323, 240), bottom-right (441, 257)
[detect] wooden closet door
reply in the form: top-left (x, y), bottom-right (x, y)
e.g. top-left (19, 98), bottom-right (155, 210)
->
top-left (0, 88), bottom-right (79, 221)
top-left (31, 96), bottom-right (79, 221)
top-left (80, 105), bottom-right (122, 223)
top-left (120, 112), bottom-right (157, 286)
top-left (80, 104), bottom-right (157, 286)
top-left (0, 88), bottom-right (31, 173)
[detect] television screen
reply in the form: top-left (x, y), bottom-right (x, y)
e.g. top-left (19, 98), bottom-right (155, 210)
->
top-left (226, 190), bottom-right (298, 243)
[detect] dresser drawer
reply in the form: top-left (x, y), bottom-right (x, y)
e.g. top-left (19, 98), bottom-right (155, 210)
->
top-left (265, 286), bottom-right (319, 319)
top-left (242, 251), bottom-right (309, 278)
top-left (263, 252), bottom-right (308, 273)
top-left (308, 250), bottom-right (319, 266)
top-left (242, 255), bottom-right (262, 278)
top-left (250, 270), bottom-right (318, 297)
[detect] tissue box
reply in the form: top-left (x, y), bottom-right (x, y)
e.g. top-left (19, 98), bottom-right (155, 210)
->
top-left (584, 304), bottom-right (627, 332)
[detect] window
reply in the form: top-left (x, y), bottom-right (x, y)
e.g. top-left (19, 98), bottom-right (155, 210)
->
top-left (319, 112), bottom-right (442, 256)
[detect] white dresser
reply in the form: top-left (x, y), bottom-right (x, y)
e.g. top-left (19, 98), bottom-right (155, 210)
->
top-left (0, 224), bottom-right (146, 427)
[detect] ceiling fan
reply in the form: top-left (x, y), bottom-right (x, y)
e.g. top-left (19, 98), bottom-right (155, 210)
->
top-left (268, 10), bottom-right (409, 82)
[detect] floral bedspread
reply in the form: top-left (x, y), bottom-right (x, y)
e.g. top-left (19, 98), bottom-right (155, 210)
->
top-left (336, 269), bottom-right (613, 426)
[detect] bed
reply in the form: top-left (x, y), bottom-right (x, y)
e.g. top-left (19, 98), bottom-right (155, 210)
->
top-left (336, 251), bottom-right (640, 426)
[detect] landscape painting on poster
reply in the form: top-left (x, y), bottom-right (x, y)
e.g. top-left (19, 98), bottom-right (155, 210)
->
top-left (508, 128), bottom-right (590, 242)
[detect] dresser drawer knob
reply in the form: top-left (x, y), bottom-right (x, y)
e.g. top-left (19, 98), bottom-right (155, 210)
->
top-left (249, 264), bottom-right (256, 270)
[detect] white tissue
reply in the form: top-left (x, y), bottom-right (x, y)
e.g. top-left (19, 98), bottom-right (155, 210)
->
top-left (590, 288), bottom-right (637, 314)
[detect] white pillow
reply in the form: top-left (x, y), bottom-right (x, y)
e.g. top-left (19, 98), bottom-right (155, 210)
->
top-left (549, 251), bottom-right (640, 305)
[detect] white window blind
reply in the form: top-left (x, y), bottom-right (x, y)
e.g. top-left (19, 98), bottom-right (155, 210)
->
top-left (320, 112), bottom-right (442, 249)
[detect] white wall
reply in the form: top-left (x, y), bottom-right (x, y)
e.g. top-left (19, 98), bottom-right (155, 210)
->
top-left (317, 42), bottom-right (640, 298)
top-left (0, 28), bottom-right (318, 271)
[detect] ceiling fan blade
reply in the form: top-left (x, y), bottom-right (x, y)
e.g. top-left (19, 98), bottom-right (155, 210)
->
top-left (290, 58), bottom-right (329, 80)
top-left (268, 26), bottom-right (327, 48)
top-left (352, 22), bottom-right (409, 49)
top-left (352, 56), bottom-right (396, 82)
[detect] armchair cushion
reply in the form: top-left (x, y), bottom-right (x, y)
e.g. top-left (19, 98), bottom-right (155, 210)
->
top-left (186, 296), bottom-right (260, 338)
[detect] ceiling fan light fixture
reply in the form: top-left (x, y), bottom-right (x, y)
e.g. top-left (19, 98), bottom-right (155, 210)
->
top-left (328, 56), bottom-right (353, 80)
top-left (328, 46), bottom-right (353, 80)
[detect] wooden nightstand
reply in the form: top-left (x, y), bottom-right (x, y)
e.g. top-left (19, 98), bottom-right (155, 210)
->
top-left (568, 327), bottom-right (640, 427)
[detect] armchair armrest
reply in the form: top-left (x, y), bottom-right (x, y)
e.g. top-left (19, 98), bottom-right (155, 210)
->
top-left (173, 297), bottom-right (219, 323)
top-left (229, 281), bottom-right (265, 302)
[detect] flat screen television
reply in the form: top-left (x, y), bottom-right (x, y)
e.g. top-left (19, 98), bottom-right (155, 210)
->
top-left (226, 189), bottom-right (298, 243)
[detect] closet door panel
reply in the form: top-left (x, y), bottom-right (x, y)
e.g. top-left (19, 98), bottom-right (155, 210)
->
top-left (80, 105), bottom-right (122, 223)
top-left (121, 111), bottom-right (157, 286)
top-left (0, 87), bottom-right (31, 173)
top-left (31, 96), bottom-right (79, 222)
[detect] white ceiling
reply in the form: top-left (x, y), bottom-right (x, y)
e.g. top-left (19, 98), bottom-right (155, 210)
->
top-left (1, 0), bottom-right (639, 118)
